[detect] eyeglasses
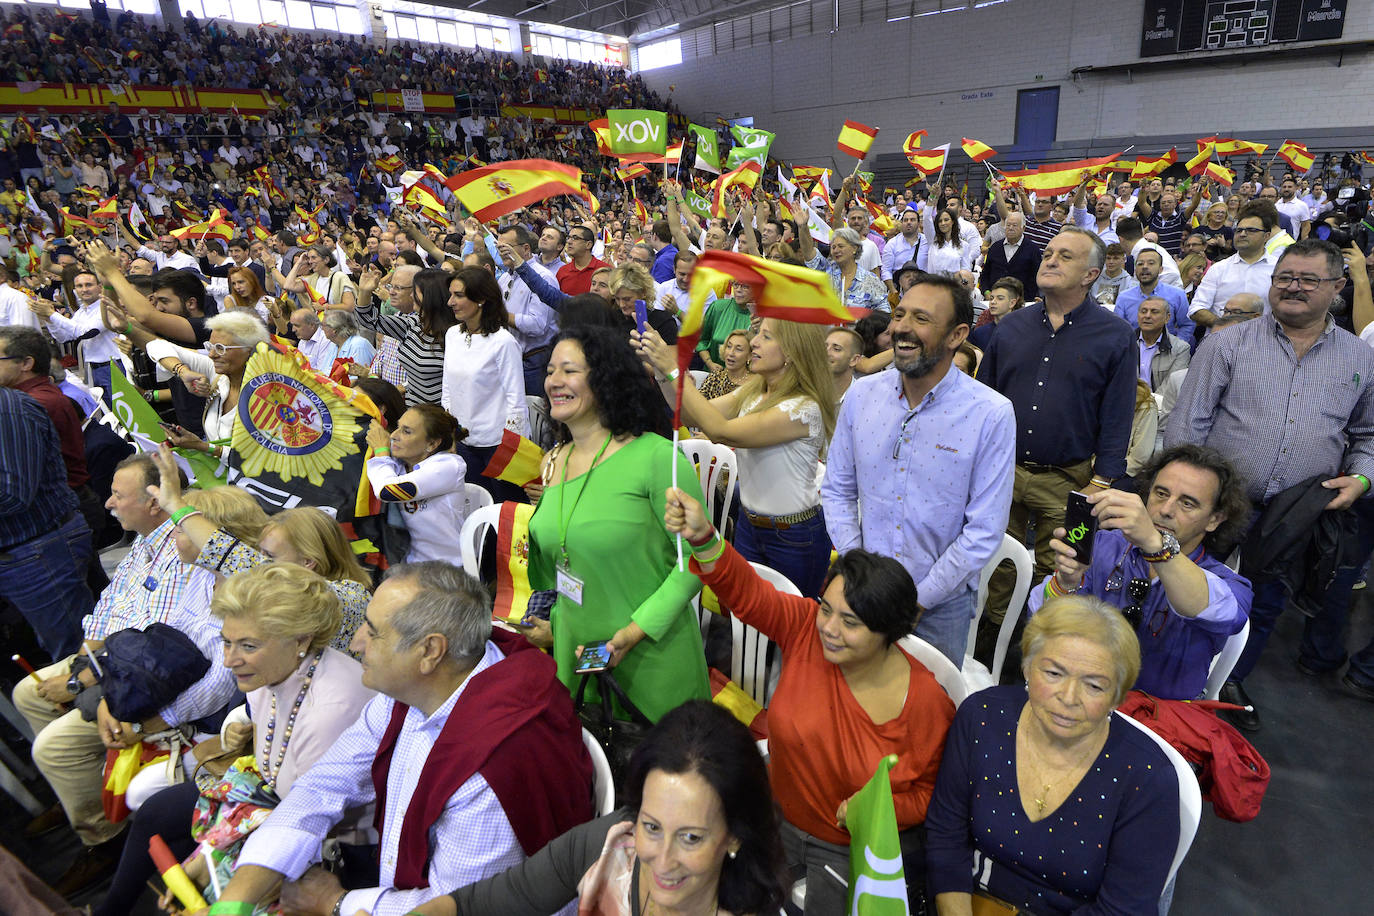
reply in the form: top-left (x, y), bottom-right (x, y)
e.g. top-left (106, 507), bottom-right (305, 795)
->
top-left (1121, 578), bottom-right (1151, 631)
top-left (1272, 274), bottom-right (1343, 291)
top-left (385, 283), bottom-right (413, 291)
top-left (204, 342), bottom-right (246, 356)
top-left (1233, 227), bottom-right (1266, 235)
top-left (1222, 308), bottom-right (1260, 317)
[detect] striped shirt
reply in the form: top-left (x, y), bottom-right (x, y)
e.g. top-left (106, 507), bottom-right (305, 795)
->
top-left (157, 568), bottom-right (239, 728)
top-left (82, 518), bottom-right (194, 641)
top-left (0, 387), bottom-right (78, 550)
top-left (1165, 316), bottom-right (1374, 503)
top-left (355, 298), bottom-right (445, 406)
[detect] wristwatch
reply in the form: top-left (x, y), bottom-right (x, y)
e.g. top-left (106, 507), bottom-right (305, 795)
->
top-left (66, 673), bottom-right (83, 696)
top-left (1141, 531), bottom-right (1182, 564)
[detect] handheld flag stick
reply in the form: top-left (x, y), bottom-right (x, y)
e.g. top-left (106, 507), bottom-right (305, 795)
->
top-left (671, 427), bottom-right (683, 571)
top-left (1265, 139), bottom-right (1286, 170)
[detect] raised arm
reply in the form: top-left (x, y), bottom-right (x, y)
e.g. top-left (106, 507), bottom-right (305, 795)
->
top-left (1182, 178), bottom-right (1208, 224)
top-left (84, 240), bottom-right (197, 344)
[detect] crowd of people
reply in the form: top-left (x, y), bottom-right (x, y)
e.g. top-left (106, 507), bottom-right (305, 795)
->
top-left (3, 5), bottom-right (1374, 913)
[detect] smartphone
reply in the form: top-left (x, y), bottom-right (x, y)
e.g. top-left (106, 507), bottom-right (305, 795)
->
top-left (157, 421), bottom-right (184, 436)
top-left (1063, 491), bottom-right (1098, 565)
top-left (633, 299), bottom-right (648, 335)
top-left (574, 641), bottom-right (612, 674)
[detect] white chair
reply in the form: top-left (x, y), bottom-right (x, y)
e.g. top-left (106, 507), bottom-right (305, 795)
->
top-left (726, 563), bottom-right (799, 706)
top-left (688, 369), bottom-right (709, 387)
top-left (463, 481), bottom-right (494, 517)
top-left (678, 438), bottom-right (738, 530)
top-left (582, 728), bottom-right (615, 816)
top-left (898, 635), bottom-right (968, 707)
top-left (1203, 619), bottom-right (1250, 701)
top-left (458, 503), bottom-right (503, 580)
top-left (1114, 712), bottom-right (1202, 903)
top-left (964, 535), bottom-right (1035, 692)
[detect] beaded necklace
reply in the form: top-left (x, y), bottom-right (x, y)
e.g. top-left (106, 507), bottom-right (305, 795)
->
top-left (261, 650), bottom-right (322, 789)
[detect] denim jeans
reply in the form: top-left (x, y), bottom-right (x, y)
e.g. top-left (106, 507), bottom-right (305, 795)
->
top-left (1297, 498), bottom-right (1374, 685)
top-left (733, 507), bottom-right (831, 599)
top-left (916, 586), bottom-right (976, 666)
top-left (0, 513), bottom-right (94, 660)
top-left (1231, 497), bottom-right (1374, 684)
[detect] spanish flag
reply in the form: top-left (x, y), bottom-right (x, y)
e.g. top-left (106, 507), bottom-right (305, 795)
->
top-left (961, 138), bottom-right (997, 162)
top-left (1210, 137), bottom-right (1269, 158)
top-left (615, 161), bottom-right (650, 182)
top-left (677, 250), bottom-right (855, 420)
top-left (901, 130), bottom-right (928, 167)
top-left (3, 23), bottom-right (23, 37)
top-left (250, 221), bottom-right (271, 241)
top-left (711, 160), bottom-right (762, 217)
top-left (90, 195), bottom-right (119, 221)
top-left (1130, 148), bottom-right (1177, 180)
top-left (444, 159), bottom-right (590, 224)
top-left (1185, 141), bottom-right (1215, 176)
top-left (588, 118), bottom-right (614, 156)
top-left (790, 165), bottom-right (827, 191)
top-left (171, 208), bottom-right (233, 241)
top-left (996, 152), bottom-right (1123, 196)
top-left (482, 428), bottom-right (545, 487)
top-left (402, 181), bottom-right (446, 215)
top-left (907, 143), bottom-right (950, 177)
top-left (59, 206), bottom-right (103, 234)
top-left (863, 198), bottom-right (894, 235)
top-left (492, 501), bottom-right (536, 624)
top-left (1203, 161), bottom-right (1236, 186)
top-left (374, 153), bottom-right (404, 173)
top-left (1277, 140), bottom-right (1314, 172)
top-left (632, 197), bottom-right (651, 226)
top-left (636, 139), bottom-right (684, 165)
top-left (836, 120), bottom-right (878, 160)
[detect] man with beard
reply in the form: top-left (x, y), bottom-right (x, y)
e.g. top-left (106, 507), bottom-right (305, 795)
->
top-left (822, 274), bottom-right (1016, 664)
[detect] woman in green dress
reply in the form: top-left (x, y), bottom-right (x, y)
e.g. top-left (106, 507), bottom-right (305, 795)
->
top-left (524, 324), bottom-right (710, 722)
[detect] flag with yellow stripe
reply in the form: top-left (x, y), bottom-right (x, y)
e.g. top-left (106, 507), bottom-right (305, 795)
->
top-left (961, 137), bottom-right (997, 162)
top-left (492, 501), bottom-right (536, 623)
top-left (1277, 140), bottom-right (1314, 172)
top-left (836, 120), bottom-right (878, 160)
top-left (482, 429), bottom-right (545, 487)
top-left (444, 159), bottom-right (590, 224)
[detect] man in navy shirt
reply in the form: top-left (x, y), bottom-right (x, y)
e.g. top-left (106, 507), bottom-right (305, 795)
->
top-left (975, 227), bottom-right (1137, 659)
top-left (647, 219), bottom-right (678, 284)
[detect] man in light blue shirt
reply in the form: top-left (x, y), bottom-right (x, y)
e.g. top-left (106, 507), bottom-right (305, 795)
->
top-left (822, 275), bottom-right (1016, 663)
top-left (1115, 248), bottom-right (1195, 341)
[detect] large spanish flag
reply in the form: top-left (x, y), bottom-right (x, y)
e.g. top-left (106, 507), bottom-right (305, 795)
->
top-left (836, 120), bottom-right (878, 159)
top-left (961, 138), bottom-right (997, 162)
top-left (483, 428), bottom-right (545, 487)
top-left (907, 143), bottom-right (950, 177)
top-left (1209, 137), bottom-right (1269, 158)
top-left (1277, 140), bottom-right (1314, 172)
top-left (492, 501), bottom-right (536, 623)
top-left (1131, 148), bottom-right (1177, 180)
top-left (996, 151), bottom-right (1123, 196)
top-left (444, 159), bottom-right (589, 223)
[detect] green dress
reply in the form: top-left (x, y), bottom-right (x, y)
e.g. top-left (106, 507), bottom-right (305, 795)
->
top-left (528, 433), bottom-right (709, 722)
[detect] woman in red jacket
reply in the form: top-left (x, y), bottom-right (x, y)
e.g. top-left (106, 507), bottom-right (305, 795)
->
top-left (664, 487), bottom-right (956, 914)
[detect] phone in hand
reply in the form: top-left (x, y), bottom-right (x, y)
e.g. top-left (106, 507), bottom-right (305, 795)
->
top-left (1063, 491), bottom-right (1098, 565)
top-left (633, 299), bottom-right (649, 335)
top-left (574, 640), bottom-right (612, 674)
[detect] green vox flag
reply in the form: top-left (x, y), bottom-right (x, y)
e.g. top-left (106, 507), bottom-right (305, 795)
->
top-left (682, 188), bottom-right (712, 219)
top-left (108, 364), bottom-right (227, 487)
top-left (727, 125), bottom-right (775, 170)
top-left (607, 109), bottom-right (668, 158)
top-left (688, 123), bottom-right (720, 174)
top-left (846, 754), bottom-right (909, 916)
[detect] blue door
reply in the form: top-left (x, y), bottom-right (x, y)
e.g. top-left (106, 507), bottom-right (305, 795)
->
top-left (1015, 87), bottom-right (1060, 153)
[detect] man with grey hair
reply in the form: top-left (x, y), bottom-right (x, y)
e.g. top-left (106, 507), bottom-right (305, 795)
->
top-left (289, 307), bottom-right (338, 372)
top-left (215, 561), bottom-right (593, 916)
top-left (320, 308), bottom-right (376, 380)
top-left (975, 227), bottom-right (1137, 659)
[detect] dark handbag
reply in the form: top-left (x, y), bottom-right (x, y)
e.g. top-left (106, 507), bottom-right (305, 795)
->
top-left (573, 669), bottom-right (652, 788)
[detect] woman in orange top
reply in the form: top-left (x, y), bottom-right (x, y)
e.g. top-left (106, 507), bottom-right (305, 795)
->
top-left (665, 486), bottom-right (955, 914)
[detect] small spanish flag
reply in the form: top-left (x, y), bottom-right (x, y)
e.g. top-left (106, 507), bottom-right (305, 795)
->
top-left (3, 23), bottom-right (24, 37)
top-left (171, 208), bottom-right (233, 241)
top-left (1277, 140), bottom-right (1314, 172)
top-left (961, 138), bottom-right (997, 162)
top-left (1210, 137), bottom-right (1268, 158)
top-left (492, 501), bottom-right (536, 623)
top-left (589, 118), bottom-right (614, 156)
top-left (711, 160), bottom-right (762, 217)
top-left (836, 120), bottom-right (878, 160)
top-left (1131, 148), bottom-right (1177, 180)
top-left (632, 197), bottom-right (651, 226)
top-left (444, 159), bottom-right (589, 224)
top-left (615, 161), bottom-right (650, 182)
top-left (402, 182), bottom-right (446, 215)
top-left (907, 143), bottom-right (950, 177)
top-left (790, 165), bottom-right (827, 191)
top-left (300, 281), bottom-right (326, 308)
top-left (483, 428), bottom-right (545, 487)
top-left (1203, 161), bottom-right (1236, 186)
top-left (901, 130), bottom-right (928, 166)
top-left (47, 32), bottom-right (65, 44)
top-left (1184, 141), bottom-right (1215, 176)
top-left (250, 221), bottom-right (271, 241)
top-left (59, 206), bottom-right (103, 234)
top-left (90, 195), bottom-right (119, 221)
top-left (374, 153), bottom-right (405, 173)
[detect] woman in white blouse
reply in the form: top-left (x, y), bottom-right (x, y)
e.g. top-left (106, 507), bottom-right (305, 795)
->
top-left (919, 209), bottom-right (974, 277)
top-left (144, 310), bottom-right (269, 462)
top-left (637, 318), bottom-right (836, 596)
top-left (365, 403), bottom-right (468, 565)
top-left (441, 265), bottom-right (529, 503)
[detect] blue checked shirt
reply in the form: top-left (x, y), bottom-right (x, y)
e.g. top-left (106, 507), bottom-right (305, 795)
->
top-left (156, 567), bottom-right (238, 727)
top-left (82, 519), bottom-right (194, 641)
top-left (237, 641), bottom-right (564, 916)
top-left (1165, 315), bottom-right (1374, 504)
top-left (822, 365), bottom-right (1016, 608)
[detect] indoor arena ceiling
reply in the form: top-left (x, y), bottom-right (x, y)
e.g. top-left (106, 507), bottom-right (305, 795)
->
top-left (441, 0), bottom-right (787, 42)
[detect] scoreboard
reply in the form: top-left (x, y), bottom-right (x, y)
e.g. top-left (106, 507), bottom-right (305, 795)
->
top-left (1140, 0), bottom-right (1348, 57)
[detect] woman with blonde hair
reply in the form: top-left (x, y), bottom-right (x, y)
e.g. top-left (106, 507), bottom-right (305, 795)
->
top-left (608, 261), bottom-right (678, 342)
top-left (925, 595), bottom-right (1180, 915)
top-left (698, 329), bottom-right (752, 399)
top-left (638, 318), bottom-right (837, 596)
top-left (151, 445), bottom-right (372, 650)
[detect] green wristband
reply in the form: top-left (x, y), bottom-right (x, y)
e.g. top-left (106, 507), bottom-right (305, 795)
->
top-left (1354, 473), bottom-right (1371, 494)
top-left (208, 902), bottom-right (255, 915)
top-left (170, 505), bottom-right (200, 525)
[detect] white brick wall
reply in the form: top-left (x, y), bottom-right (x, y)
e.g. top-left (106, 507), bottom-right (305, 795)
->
top-left (642, 0), bottom-right (1374, 163)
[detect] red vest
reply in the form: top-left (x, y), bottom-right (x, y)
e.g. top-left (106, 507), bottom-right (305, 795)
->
top-left (369, 628), bottom-right (594, 889)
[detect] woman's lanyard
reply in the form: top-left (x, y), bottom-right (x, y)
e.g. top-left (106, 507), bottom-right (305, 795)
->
top-left (556, 432), bottom-right (612, 570)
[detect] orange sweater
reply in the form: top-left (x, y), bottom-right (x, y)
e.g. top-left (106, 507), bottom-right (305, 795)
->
top-left (692, 545), bottom-right (955, 845)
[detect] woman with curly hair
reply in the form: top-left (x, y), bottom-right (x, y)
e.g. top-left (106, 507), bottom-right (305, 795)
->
top-left (525, 324), bottom-right (709, 722)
